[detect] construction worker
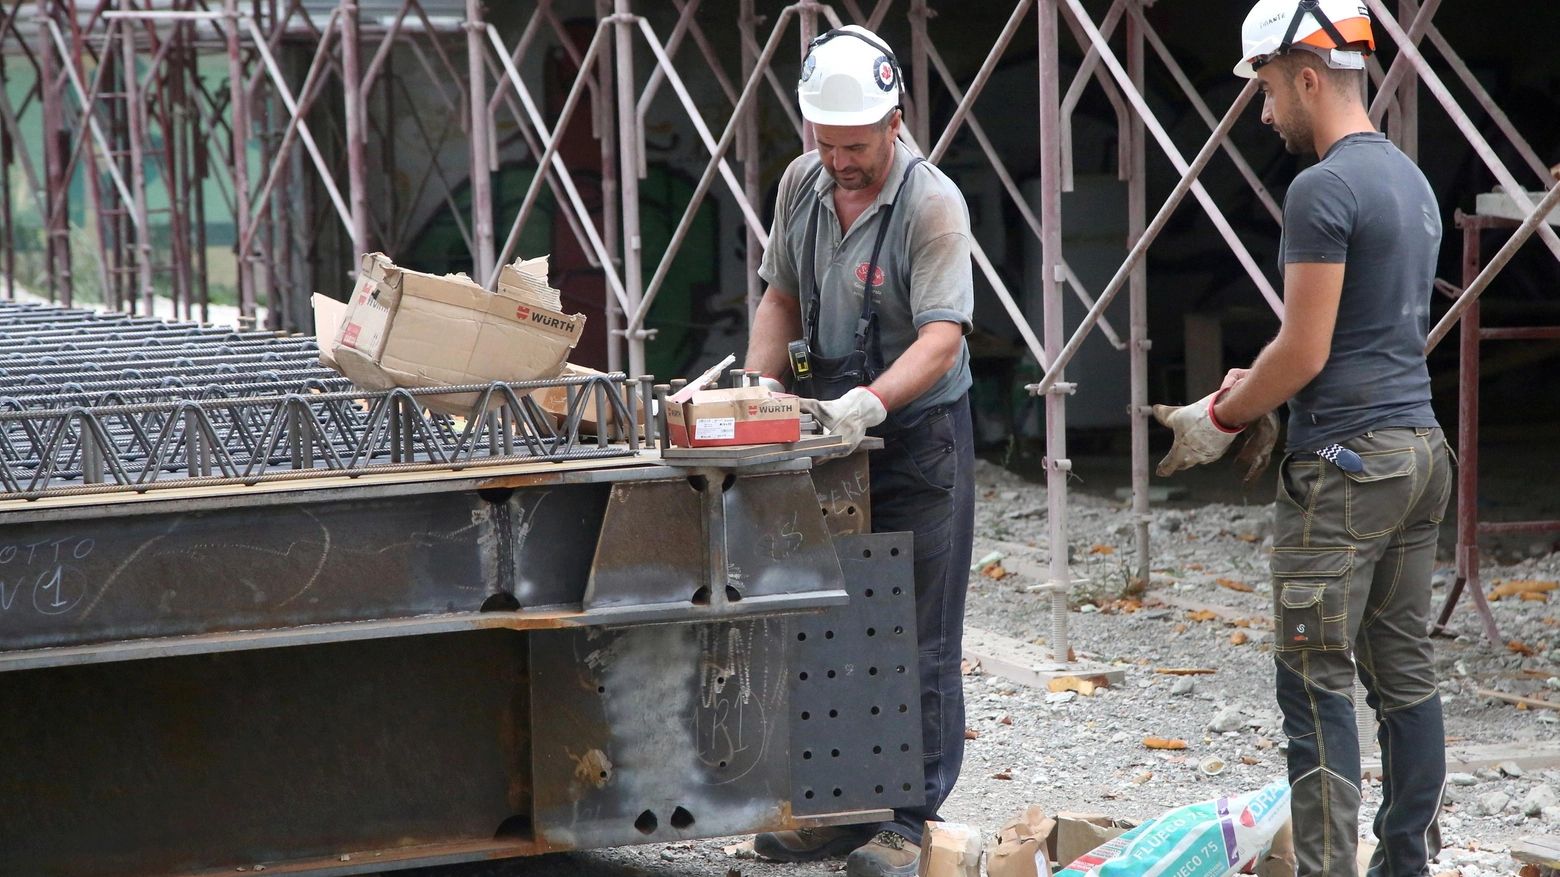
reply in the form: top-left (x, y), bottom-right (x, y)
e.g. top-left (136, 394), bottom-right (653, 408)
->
top-left (1155, 2), bottom-right (1451, 876)
top-left (742, 24), bottom-right (975, 877)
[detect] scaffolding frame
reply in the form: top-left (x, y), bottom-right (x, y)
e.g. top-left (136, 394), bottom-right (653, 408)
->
top-left (0, 0), bottom-right (1555, 661)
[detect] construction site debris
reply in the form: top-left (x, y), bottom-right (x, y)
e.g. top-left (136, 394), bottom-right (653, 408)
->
top-left (1141, 737), bottom-right (1187, 750)
top-left (985, 805), bottom-right (1053, 877)
top-left (1047, 675), bottom-right (1108, 697)
top-left (1207, 707), bottom-right (1246, 733)
top-left (1198, 756), bottom-right (1226, 776)
top-left (1490, 580), bottom-right (1558, 601)
top-left (1252, 820), bottom-right (1295, 877)
top-left (918, 821), bottom-right (983, 877)
top-left (1479, 689), bottom-right (1560, 712)
top-left (1169, 676), bottom-right (1197, 696)
top-left (328, 253), bottom-right (583, 414)
top-left (1153, 668), bottom-right (1218, 675)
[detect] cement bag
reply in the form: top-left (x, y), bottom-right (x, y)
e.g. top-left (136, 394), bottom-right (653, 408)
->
top-left (1057, 780), bottom-right (1290, 877)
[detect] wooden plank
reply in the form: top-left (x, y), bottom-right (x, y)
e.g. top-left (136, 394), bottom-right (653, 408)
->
top-left (1511, 834), bottom-right (1560, 869)
top-left (1146, 590), bottom-right (1260, 620)
top-left (963, 626), bottom-right (1127, 690)
top-left (1477, 688), bottom-right (1560, 712)
top-left (659, 434), bottom-right (850, 467)
top-left (1362, 740), bottom-right (1560, 778)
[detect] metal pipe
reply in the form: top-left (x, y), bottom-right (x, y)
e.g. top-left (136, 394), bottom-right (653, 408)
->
top-left (927, 0), bottom-right (1030, 165)
top-left (485, 25), bottom-right (632, 314)
top-left (614, 0), bottom-right (646, 377)
top-left (1425, 24), bottom-right (1553, 187)
top-left (1363, 0), bottom-right (1560, 264)
top-left (1365, 0), bottom-right (1441, 124)
top-left (1425, 180), bottom-right (1560, 353)
top-left (1038, 0), bottom-right (1070, 664)
top-left (598, 0), bottom-right (622, 373)
top-left (466, 0), bottom-right (495, 285)
top-left (909, 0), bottom-right (930, 148)
top-left (1032, 80), bottom-right (1260, 396)
top-left (740, 0), bottom-right (762, 326)
top-left (342, 0), bottom-right (370, 257)
top-left (492, 21), bottom-right (610, 275)
top-left (224, 0), bottom-right (255, 316)
top-left (1131, 4), bottom-right (1283, 225)
top-left (634, 17), bottom-right (769, 248)
top-left (799, 0), bottom-right (817, 152)
top-left (1059, 0), bottom-right (1282, 316)
top-left (626, 4), bottom-right (800, 337)
top-left (1388, 0), bottom-right (1419, 161)
top-left (121, 0), bottom-right (154, 314)
top-left (1126, 3), bottom-right (1149, 593)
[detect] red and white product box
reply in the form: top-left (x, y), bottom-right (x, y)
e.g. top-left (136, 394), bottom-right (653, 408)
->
top-left (666, 386), bottom-right (801, 448)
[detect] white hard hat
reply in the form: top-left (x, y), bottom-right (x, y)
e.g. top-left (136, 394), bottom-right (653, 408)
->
top-left (1234, 0), bottom-right (1375, 79)
top-left (797, 25), bottom-right (903, 127)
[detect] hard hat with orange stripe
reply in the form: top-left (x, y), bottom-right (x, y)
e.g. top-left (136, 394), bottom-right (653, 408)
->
top-left (1235, 0), bottom-right (1375, 79)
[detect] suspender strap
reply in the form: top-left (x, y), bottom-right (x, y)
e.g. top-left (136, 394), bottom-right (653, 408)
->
top-left (1279, 0), bottom-right (1353, 53)
top-left (802, 155), bottom-right (928, 363)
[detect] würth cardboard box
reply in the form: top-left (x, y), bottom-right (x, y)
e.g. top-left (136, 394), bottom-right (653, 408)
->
top-left (329, 253), bottom-right (585, 415)
top-left (666, 386), bottom-right (800, 448)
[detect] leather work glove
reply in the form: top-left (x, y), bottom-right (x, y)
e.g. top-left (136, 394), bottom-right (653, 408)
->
top-left (1232, 411), bottom-right (1280, 482)
top-left (758, 375), bottom-right (787, 395)
top-left (798, 387), bottom-right (886, 455)
top-left (1151, 390), bottom-right (1244, 477)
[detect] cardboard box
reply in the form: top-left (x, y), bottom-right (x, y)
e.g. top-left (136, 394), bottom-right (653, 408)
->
top-left (988, 806), bottom-right (1054, 877)
top-left (666, 385), bottom-right (800, 448)
top-left (311, 293), bottom-right (347, 370)
top-left (1052, 813), bottom-right (1137, 871)
top-left (329, 253), bottom-right (585, 415)
top-left (918, 822), bottom-right (982, 877)
top-left (530, 363), bottom-right (630, 435)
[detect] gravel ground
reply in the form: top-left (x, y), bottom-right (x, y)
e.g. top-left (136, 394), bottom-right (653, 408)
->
top-left (399, 461), bottom-right (1560, 877)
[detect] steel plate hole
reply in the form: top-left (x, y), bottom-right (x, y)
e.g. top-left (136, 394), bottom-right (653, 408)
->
top-left (890, 547), bottom-right (900, 556)
top-left (833, 788), bottom-right (843, 797)
top-left (831, 749), bottom-right (841, 758)
top-left (686, 475), bottom-right (708, 492)
top-left (829, 709), bottom-right (838, 718)
top-left (873, 745), bottom-right (883, 754)
top-left (691, 586), bottom-right (711, 606)
top-left (798, 632), bottom-right (807, 641)
top-left (634, 810), bottom-right (658, 835)
top-left (875, 785), bottom-right (885, 794)
top-left (864, 589), bottom-right (874, 597)
top-left (670, 807), bottom-right (696, 830)
top-left (716, 676), bottom-right (725, 686)
top-left (805, 790), bottom-right (815, 800)
top-left (597, 686), bottom-right (606, 694)
top-left (869, 667), bottom-right (878, 676)
top-left (862, 549), bottom-right (872, 558)
top-left (822, 507), bottom-right (830, 516)
top-left (480, 592), bottom-right (520, 612)
top-left (494, 815), bottom-right (533, 840)
top-left (721, 473), bottom-right (737, 492)
top-left (803, 750), bottom-right (813, 760)
top-left (824, 630), bottom-right (834, 639)
top-left (799, 672), bottom-right (809, 681)
top-left (899, 704), bottom-right (908, 713)
top-left (901, 743), bottom-right (911, 752)
top-left (894, 626), bottom-right (903, 635)
top-left (903, 783), bottom-right (912, 792)
top-left (871, 706), bottom-right (881, 715)
top-left (725, 585), bottom-right (743, 603)
top-left (719, 760), bottom-right (728, 769)
top-left (892, 587), bottom-right (902, 596)
top-left (847, 506), bottom-right (857, 515)
top-left (897, 665), bottom-right (906, 674)
top-left (867, 628), bottom-right (876, 637)
top-left (827, 670), bottom-right (836, 679)
top-left (801, 711), bottom-right (811, 721)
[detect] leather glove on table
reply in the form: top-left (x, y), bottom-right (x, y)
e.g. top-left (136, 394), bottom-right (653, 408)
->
top-left (1150, 390), bottom-right (1245, 477)
top-left (757, 375), bottom-right (787, 395)
top-left (798, 387), bottom-right (886, 455)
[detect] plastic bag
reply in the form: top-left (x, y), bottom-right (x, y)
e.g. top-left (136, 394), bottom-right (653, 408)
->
top-left (1057, 780), bottom-right (1291, 877)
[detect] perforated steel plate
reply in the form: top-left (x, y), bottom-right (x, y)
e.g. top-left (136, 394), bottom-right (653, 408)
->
top-left (789, 531), bottom-right (923, 816)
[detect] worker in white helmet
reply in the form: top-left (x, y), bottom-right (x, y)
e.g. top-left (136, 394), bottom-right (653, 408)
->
top-left (1155, 2), bottom-right (1451, 876)
top-left (743, 24), bottom-right (976, 877)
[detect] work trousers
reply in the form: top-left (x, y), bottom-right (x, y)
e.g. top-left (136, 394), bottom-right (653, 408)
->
top-left (1272, 427), bottom-right (1452, 877)
top-left (867, 394), bottom-right (975, 845)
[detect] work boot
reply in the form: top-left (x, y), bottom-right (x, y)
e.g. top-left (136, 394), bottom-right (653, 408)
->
top-left (752, 825), bottom-right (872, 863)
top-left (845, 831), bottom-right (920, 877)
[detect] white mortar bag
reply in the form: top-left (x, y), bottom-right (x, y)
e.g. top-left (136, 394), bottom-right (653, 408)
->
top-left (1056, 780), bottom-right (1291, 877)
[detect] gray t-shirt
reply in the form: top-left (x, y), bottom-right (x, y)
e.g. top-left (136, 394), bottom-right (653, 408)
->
top-left (758, 141), bottom-right (974, 419)
top-left (1279, 132), bottom-right (1441, 451)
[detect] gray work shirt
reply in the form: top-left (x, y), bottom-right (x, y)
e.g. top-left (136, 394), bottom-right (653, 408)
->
top-left (758, 141), bottom-right (974, 419)
top-left (1279, 131), bottom-right (1441, 451)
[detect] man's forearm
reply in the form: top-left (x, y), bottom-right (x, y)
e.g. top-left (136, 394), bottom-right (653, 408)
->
top-left (1214, 337), bottom-right (1323, 428)
top-left (868, 322), bottom-right (963, 411)
top-left (744, 288), bottom-right (803, 381)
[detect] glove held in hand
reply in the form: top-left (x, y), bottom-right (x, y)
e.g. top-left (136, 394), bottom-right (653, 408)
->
top-left (797, 387), bottom-right (886, 456)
